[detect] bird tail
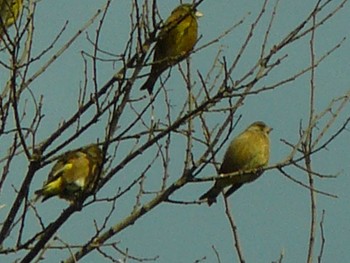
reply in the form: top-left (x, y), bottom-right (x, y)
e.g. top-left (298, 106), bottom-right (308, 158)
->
top-left (223, 183), bottom-right (243, 199)
top-left (200, 182), bottom-right (244, 206)
top-left (34, 189), bottom-right (53, 203)
top-left (199, 186), bottom-right (222, 206)
top-left (140, 76), bottom-right (157, 94)
top-left (35, 178), bottom-right (62, 202)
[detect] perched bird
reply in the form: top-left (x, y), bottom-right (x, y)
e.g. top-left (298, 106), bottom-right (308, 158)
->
top-left (140, 4), bottom-right (202, 94)
top-left (0, 0), bottom-right (23, 40)
top-left (199, 121), bottom-right (272, 206)
top-left (35, 144), bottom-right (103, 202)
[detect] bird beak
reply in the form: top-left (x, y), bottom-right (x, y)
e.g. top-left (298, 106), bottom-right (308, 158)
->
top-left (195, 10), bottom-right (203, 18)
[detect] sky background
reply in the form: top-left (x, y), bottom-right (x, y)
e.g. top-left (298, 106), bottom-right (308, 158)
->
top-left (1, 0), bottom-right (350, 262)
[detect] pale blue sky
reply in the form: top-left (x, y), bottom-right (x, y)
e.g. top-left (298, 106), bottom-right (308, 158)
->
top-left (1, 0), bottom-right (350, 262)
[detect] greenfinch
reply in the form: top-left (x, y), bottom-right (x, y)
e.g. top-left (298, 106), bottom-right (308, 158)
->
top-left (140, 4), bottom-right (202, 94)
top-left (35, 144), bottom-right (103, 202)
top-left (0, 0), bottom-right (23, 40)
top-left (199, 121), bottom-right (272, 206)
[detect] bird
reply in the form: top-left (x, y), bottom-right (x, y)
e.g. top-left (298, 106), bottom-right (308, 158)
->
top-left (0, 0), bottom-right (23, 40)
top-left (199, 121), bottom-right (272, 206)
top-left (35, 144), bottom-right (103, 202)
top-left (140, 4), bottom-right (202, 94)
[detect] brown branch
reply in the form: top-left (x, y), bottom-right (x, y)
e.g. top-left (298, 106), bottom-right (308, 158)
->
top-left (224, 196), bottom-right (245, 263)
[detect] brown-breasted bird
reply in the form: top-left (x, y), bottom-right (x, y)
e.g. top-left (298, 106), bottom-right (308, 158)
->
top-left (35, 144), bottom-right (103, 202)
top-left (199, 121), bottom-right (272, 206)
top-left (140, 4), bottom-right (202, 94)
top-left (0, 0), bottom-right (23, 40)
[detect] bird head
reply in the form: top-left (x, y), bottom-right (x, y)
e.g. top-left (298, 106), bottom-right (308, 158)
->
top-left (84, 144), bottom-right (103, 165)
top-left (172, 4), bottom-right (203, 20)
top-left (247, 121), bottom-right (272, 134)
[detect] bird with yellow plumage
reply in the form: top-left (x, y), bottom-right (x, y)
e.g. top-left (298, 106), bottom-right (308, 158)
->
top-left (199, 121), bottom-right (272, 206)
top-left (140, 4), bottom-right (202, 94)
top-left (0, 0), bottom-right (23, 40)
top-left (35, 144), bottom-right (103, 202)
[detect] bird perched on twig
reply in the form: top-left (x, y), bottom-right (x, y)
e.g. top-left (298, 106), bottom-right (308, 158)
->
top-left (199, 121), bottom-right (272, 206)
top-left (35, 144), bottom-right (103, 202)
top-left (140, 4), bottom-right (202, 94)
top-left (0, 0), bottom-right (23, 40)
